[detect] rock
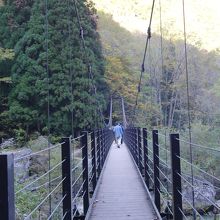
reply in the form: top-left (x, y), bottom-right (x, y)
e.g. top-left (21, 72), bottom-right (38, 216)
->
top-left (27, 136), bottom-right (49, 151)
top-left (10, 148), bottom-right (32, 182)
top-left (216, 189), bottom-right (220, 200)
top-left (0, 138), bottom-right (15, 149)
top-left (213, 200), bottom-right (220, 214)
top-left (29, 154), bottom-right (49, 176)
top-left (26, 136), bottom-right (52, 176)
top-left (182, 176), bottom-right (216, 213)
top-left (75, 197), bottom-right (84, 215)
top-left (213, 175), bottom-right (220, 200)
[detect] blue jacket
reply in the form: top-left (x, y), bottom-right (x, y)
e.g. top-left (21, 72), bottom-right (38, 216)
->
top-left (113, 125), bottom-right (123, 138)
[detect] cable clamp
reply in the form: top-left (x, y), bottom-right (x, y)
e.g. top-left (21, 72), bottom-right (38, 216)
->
top-left (147, 27), bottom-right (151, 39)
top-left (141, 63), bottom-right (145, 72)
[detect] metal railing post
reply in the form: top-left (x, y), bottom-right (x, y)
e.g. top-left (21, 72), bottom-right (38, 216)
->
top-left (143, 128), bottom-right (149, 188)
top-left (135, 128), bottom-right (138, 165)
top-left (138, 127), bottom-right (143, 173)
top-left (170, 133), bottom-right (183, 220)
top-left (61, 137), bottom-right (73, 220)
top-left (81, 132), bottom-right (89, 215)
top-left (0, 154), bottom-right (15, 220)
top-left (97, 130), bottom-right (101, 176)
top-left (133, 128), bottom-right (136, 159)
top-left (100, 129), bottom-right (104, 169)
top-left (131, 128), bottom-right (136, 159)
top-left (107, 129), bottom-right (112, 155)
top-left (91, 131), bottom-right (97, 190)
top-left (126, 129), bottom-right (131, 155)
top-left (103, 129), bottom-right (107, 161)
top-left (153, 130), bottom-right (160, 212)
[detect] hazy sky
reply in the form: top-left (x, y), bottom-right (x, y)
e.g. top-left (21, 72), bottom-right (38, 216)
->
top-left (92, 0), bottom-right (220, 52)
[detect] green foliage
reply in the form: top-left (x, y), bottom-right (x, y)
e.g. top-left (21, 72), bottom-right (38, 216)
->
top-left (179, 122), bottom-right (220, 175)
top-left (0, 0), bottom-right (107, 138)
top-left (95, 2), bottom-right (220, 131)
top-left (50, 135), bottom-right (62, 144)
top-left (0, 0), bottom-right (33, 138)
top-left (15, 185), bottom-right (47, 219)
top-left (97, 12), bottom-right (151, 123)
top-left (14, 127), bottom-right (26, 146)
top-left (0, 48), bottom-right (14, 60)
top-left (0, 0), bottom-right (34, 48)
top-left (0, 47), bottom-right (15, 137)
top-left (211, 78), bottom-right (220, 97)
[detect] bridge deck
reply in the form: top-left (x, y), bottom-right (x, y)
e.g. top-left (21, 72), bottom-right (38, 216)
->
top-left (86, 142), bottom-right (159, 220)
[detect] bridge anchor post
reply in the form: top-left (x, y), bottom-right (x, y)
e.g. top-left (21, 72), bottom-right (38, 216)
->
top-left (135, 128), bottom-right (138, 165)
top-left (143, 128), bottom-right (150, 189)
top-left (97, 130), bottom-right (101, 176)
top-left (81, 132), bottom-right (89, 215)
top-left (138, 128), bottom-right (143, 174)
top-left (0, 154), bottom-right (15, 220)
top-left (170, 133), bottom-right (183, 220)
top-left (91, 131), bottom-right (97, 190)
top-left (153, 130), bottom-right (160, 213)
top-left (61, 137), bottom-right (73, 219)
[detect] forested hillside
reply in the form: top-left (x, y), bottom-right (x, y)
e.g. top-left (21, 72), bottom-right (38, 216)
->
top-left (0, 0), bottom-right (107, 140)
top-left (90, 3), bottom-right (220, 209)
top-left (92, 0), bottom-right (220, 131)
top-left (1, 0), bottom-right (220, 139)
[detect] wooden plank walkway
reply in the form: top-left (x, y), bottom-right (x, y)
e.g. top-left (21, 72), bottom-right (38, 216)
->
top-left (86, 142), bottom-right (160, 220)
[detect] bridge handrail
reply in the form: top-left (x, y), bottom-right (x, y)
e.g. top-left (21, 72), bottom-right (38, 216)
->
top-left (0, 128), bottom-right (114, 220)
top-left (124, 127), bottom-right (220, 220)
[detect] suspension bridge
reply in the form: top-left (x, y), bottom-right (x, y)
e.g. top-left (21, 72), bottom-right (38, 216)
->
top-left (0, 0), bottom-right (220, 219)
top-left (1, 97), bottom-right (220, 220)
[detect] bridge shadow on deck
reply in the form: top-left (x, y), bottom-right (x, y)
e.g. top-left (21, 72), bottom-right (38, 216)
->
top-left (86, 142), bottom-right (160, 220)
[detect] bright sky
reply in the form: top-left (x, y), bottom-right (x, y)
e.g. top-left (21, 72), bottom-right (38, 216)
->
top-left (92, 0), bottom-right (220, 52)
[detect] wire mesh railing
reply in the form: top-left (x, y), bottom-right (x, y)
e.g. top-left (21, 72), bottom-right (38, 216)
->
top-left (0, 128), bottom-right (114, 220)
top-left (124, 127), bottom-right (220, 220)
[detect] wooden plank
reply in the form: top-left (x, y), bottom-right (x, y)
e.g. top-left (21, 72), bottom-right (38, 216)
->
top-left (88, 142), bottom-right (159, 220)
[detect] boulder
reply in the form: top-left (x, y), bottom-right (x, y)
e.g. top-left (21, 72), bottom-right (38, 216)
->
top-left (10, 148), bottom-right (32, 182)
top-left (213, 167), bottom-right (220, 200)
top-left (213, 200), bottom-right (220, 214)
top-left (182, 176), bottom-right (216, 213)
top-left (29, 154), bottom-right (49, 176)
top-left (0, 138), bottom-right (15, 149)
top-left (26, 136), bottom-right (51, 176)
top-left (27, 136), bottom-right (49, 151)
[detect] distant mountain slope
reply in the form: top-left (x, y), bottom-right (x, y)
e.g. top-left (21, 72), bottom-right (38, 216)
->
top-left (92, 0), bottom-right (220, 52)
top-left (93, 0), bottom-right (220, 127)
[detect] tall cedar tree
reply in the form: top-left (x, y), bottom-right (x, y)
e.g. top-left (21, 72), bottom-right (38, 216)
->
top-left (9, 0), bottom-right (106, 135)
top-left (0, 0), bottom-right (34, 137)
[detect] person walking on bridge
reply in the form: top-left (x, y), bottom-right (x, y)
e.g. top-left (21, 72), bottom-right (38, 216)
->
top-left (113, 123), bottom-right (124, 148)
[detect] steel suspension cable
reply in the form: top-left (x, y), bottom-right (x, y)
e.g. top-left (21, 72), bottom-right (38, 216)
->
top-left (159, 0), bottom-right (167, 128)
top-left (148, 39), bottom-right (154, 116)
top-left (44, 0), bottom-right (52, 215)
top-left (73, 0), bottom-right (106, 127)
top-left (67, 0), bottom-right (76, 200)
top-left (182, 0), bottom-right (195, 218)
top-left (68, 0), bottom-right (74, 139)
top-left (133, 0), bottom-right (155, 121)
